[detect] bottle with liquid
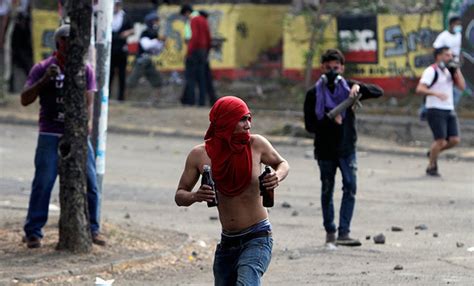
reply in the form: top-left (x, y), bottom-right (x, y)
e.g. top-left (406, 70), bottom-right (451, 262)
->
top-left (202, 165), bottom-right (218, 207)
top-left (259, 166), bottom-right (274, 207)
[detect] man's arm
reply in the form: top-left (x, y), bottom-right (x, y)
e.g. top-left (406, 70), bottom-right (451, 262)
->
top-left (303, 87), bottom-right (317, 133)
top-left (85, 90), bottom-right (94, 134)
top-left (255, 135), bottom-right (290, 191)
top-left (416, 83), bottom-right (448, 101)
top-left (452, 69), bottom-right (466, 91)
top-left (21, 64), bottom-right (59, 106)
top-left (349, 80), bottom-right (383, 101)
top-left (175, 147), bottom-right (215, 207)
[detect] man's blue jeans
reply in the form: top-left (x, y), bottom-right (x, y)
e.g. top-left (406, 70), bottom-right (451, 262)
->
top-left (317, 153), bottom-right (357, 236)
top-left (213, 236), bottom-right (273, 286)
top-left (24, 134), bottom-right (101, 239)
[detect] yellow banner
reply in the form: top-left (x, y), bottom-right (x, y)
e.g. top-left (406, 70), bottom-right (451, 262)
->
top-left (32, 9), bottom-right (60, 63)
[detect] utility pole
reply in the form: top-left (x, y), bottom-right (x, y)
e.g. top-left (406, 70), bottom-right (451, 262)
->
top-left (92, 0), bottom-right (114, 196)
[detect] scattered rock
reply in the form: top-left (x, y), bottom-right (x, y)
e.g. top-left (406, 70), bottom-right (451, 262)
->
top-left (391, 226), bottom-right (403, 232)
top-left (366, 235), bottom-right (371, 240)
top-left (433, 232), bottom-right (438, 238)
top-left (291, 210), bottom-right (299, 217)
top-left (196, 240), bottom-right (207, 248)
top-left (394, 265), bottom-right (403, 270)
top-left (209, 216), bottom-right (218, 221)
top-left (288, 250), bottom-right (301, 260)
top-left (414, 232), bottom-right (419, 235)
top-left (415, 224), bottom-right (428, 230)
top-left (191, 251), bottom-right (198, 257)
top-left (449, 200), bottom-right (455, 204)
top-left (373, 233), bottom-right (386, 244)
top-left (456, 242), bottom-right (464, 248)
top-left (281, 202), bottom-right (291, 208)
top-left (124, 213), bottom-right (131, 219)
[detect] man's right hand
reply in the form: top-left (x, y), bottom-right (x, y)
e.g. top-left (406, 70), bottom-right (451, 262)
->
top-left (436, 92), bottom-right (448, 101)
top-left (194, 185), bottom-right (216, 203)
top-left (42, 64), bottom-right (60, 83)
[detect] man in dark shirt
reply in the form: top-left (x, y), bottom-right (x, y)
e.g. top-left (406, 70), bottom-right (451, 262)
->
top-left (110, 0), bottom-right (133, 101)
top-left (304, 49), bottom-right (383, 247)
top-left (127, 12), bottom-right (165, 91)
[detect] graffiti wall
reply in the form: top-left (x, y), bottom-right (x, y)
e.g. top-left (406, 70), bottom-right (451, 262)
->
top-left (156, 4), bottom-right (287, 76)
top-left (283, 12), bottom-right (444, 94)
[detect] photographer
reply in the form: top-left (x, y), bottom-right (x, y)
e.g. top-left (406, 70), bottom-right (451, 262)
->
top-left (416, 46), bottom-right (465, 177)
top-left (304, 49), bottom-right (383, 247)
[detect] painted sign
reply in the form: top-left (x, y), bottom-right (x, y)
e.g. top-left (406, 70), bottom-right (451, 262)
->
top-left (338, 15), bottom-right (378, 63)
top-left (283, 12), bottom-right (443, 94)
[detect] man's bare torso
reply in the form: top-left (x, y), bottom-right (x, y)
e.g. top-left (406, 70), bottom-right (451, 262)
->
top-left (194, 136), bottom-right (268, 232)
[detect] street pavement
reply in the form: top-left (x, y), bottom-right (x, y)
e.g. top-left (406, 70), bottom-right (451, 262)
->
top-left (1, 122), bottom-right (473, 285)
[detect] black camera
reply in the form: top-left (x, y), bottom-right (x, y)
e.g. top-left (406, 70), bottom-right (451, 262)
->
top-left (447, 60), bottom-right (460, 76)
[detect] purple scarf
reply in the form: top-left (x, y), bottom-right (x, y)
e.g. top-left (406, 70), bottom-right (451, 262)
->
top-left (315, 77), bottom-right (350, 120)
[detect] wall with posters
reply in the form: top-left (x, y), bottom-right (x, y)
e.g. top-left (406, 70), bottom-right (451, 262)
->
top-left (31, 4), bottom-right (287, 78)
top-left (156, 4), bottom-right (287, 78)
top-left (283, 12), bottom-right (444, 94)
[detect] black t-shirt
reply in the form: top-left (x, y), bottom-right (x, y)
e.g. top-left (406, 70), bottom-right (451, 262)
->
top-left (111, 13), bottom-right (133, 55)
top-left (138, 28), bottom-right (159, 56)
top-left (303, 80), bottom-right (384, 160)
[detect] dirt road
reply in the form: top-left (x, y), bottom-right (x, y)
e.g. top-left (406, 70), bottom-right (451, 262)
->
top-left (1, 123), bottom-right (473, 285)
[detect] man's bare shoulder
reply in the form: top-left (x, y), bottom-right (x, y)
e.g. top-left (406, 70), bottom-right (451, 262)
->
top-left (188, 143), bottom-right (207, 157)
top-left (250, 134), bottom-right (271, 148)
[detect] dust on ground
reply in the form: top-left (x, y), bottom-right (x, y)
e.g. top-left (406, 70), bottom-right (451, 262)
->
top-left (0, 219), bottom-right (214, 285)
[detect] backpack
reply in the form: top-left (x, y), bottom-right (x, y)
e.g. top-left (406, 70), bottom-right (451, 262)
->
top-left (428, 64), bottom-right (438, 88)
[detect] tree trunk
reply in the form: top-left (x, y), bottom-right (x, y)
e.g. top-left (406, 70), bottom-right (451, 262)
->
top-left (57, 0), bottom-right (93, 253)
top-left (303, 0), bottom-right (326, 90)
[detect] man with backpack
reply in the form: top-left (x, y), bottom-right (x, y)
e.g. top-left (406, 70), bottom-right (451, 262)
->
top-left (416, 46), bottom-right (465, 177)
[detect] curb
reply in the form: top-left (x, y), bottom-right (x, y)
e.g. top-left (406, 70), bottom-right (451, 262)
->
top-left (1, 114), bottom-right (472, 162)
top-left (3, 232), bottom-right (192, 284)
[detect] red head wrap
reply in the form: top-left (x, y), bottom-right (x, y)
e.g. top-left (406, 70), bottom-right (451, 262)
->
top-left (204, 96), bottom-right (252, 197)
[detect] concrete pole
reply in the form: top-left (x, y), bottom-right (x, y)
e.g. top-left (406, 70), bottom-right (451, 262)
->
top-left (92, 0), bottom-right (113, 193)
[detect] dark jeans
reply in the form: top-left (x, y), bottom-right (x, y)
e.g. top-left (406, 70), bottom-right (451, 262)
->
top-left (110, 52), bottom-right (128, 101)
top-left (127, 55), bottom-right (162, 88)
top-left (181, 49), bottom-right (208, 106)
top-left (317, 153), bottom-right (357, 236)
top-left (24, 135), bottom-right (101, 239)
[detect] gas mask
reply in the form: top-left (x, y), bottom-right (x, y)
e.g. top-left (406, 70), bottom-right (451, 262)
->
top-left (321, 69), bottom-right (342, 87)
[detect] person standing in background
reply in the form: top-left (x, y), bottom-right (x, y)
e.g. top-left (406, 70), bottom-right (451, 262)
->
top-left (110, 0), bottom-right (133, 101)
top-left (180, 4), bottom-right (215, 106)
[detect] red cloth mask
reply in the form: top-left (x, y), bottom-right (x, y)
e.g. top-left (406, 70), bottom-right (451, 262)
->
top-left (204, 96), bottom-right (252, 197)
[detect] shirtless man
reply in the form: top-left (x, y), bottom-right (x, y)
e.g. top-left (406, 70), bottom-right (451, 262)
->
top-left (175, 96), bottom-right (289, 285)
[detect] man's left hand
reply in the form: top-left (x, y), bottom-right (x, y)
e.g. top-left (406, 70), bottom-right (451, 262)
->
top-left (261, 171), bottom-right (279, 190)
top-left (349, 84), bottom-right (360, 98)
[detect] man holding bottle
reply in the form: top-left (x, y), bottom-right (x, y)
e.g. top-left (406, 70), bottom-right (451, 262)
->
top-left (175, 96), bottom-right (289, 285)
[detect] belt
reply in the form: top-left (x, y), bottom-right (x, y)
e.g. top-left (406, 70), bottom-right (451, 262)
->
top-left (220, 230), bottom-right (272, 248)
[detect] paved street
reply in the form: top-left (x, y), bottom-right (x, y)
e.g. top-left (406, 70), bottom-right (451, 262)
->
top-left (1, 123), bottom-right (473, 285)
